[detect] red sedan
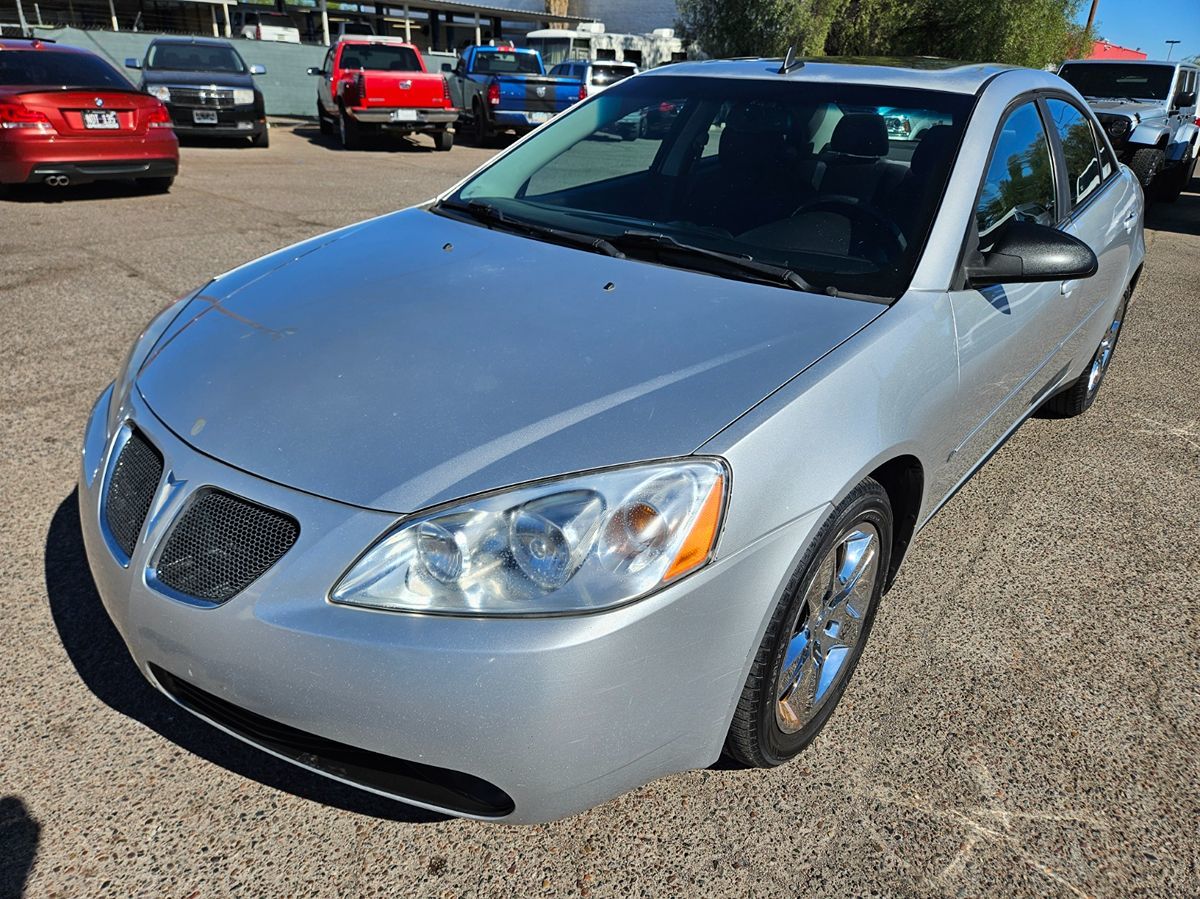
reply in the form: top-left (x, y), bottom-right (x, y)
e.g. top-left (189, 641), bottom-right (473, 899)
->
top-left (0, 37), bottom-right (178, 192)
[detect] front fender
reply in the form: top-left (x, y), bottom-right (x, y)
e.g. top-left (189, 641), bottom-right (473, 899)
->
top-left (1128, 120), bottom-right (1169, 148)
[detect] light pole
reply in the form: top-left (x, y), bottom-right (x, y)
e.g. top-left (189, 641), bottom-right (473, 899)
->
top-left (1165, 40), bottom-right (1180, 60)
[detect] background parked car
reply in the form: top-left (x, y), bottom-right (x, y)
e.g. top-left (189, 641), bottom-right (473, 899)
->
top-left (548, 59), bottom-right (638, 97)
top-left (1058, 58), bottom-right (1199, 201)
top-left (0, 37), bottom-right (177, 192)
top-left (330, 21), bottom-right (375, 39)
top-left (232, 10), bottom-right (300, 44)
top-left (310, 37), bottom-right (456, 151)
top-left (424, 49), bottom-right (457, 74)
top-left (127, 37), bottom-right (269, 148)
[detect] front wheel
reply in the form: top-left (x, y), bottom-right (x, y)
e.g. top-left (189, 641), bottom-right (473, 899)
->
top-left (472, 102), bottom-right (492, 147)
top-left (725, 478), bottom-right (892, 767)
top-left (250, 126), bottom-right (269, 148)
top-left (1129, 147), bottom-right (1165, 192)
top-left (317, 103), bottom-right (333, 135)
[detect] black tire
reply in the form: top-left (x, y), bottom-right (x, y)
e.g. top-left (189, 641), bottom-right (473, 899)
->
top-left (338, 107), bottom-right (361, 150)
top-left (317, 104), bottom-right (333, 135)
top-left (251, 126), bottom-right (269, 148)
top-left (725, 478), bottom-right (893, 768)
top-left (137, 176), bottom-right (174, 194)
top-left (433, 128), bottom-right (453, 152)
top-left (472, 101), bottom-right (492, 147)
top-left (1129, 147), bottom-right (1165, 192)
top-left (1038, 287), bottom-right (1130, 419)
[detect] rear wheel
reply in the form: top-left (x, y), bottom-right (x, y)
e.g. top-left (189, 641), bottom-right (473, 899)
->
top-left (725, 478), bottom-right (892, 767)
top-left (1129, 147), bottom-right (1165, 193)
top-left (1038, 287), bottom-right (1129, 419)
top-left (137, 176), bottom-right (174, 194)
top-left (338, 107), bottom-right (361, 150)
top-left (433, 127), bottom-right (453, 152)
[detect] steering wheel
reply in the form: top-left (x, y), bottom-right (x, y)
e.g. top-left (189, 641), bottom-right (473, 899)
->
top-left (789, 195), bottom-right (907, 259)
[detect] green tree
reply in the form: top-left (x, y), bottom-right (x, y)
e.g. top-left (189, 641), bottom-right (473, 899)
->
top-left (677, 0), bottom-right (852, 58)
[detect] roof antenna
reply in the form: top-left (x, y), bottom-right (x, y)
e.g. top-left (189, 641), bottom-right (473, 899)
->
top-left (777, 46), bottom-right (803, 74)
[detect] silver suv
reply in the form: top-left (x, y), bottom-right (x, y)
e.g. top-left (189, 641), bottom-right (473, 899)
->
top-left (1058, 59), bottom-right (1199, 201)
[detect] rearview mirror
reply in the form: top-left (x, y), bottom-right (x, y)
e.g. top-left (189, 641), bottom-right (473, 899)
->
top-left (964, 222), bottom-right (1097, 286)
top-left (250, 64), bottom-right (266, 75)
top-left (125, 57), bottom-right (141, 69)
top-left (1173, 90), bottom-right (1196, 109)
top-left (306, 66), bottom-right (323, 76)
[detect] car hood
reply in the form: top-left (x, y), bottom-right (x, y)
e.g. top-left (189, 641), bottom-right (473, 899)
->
top-left (1085, 98), bottom-right (1163, 119)
top-left (141, 69), bottom-right (256, 88)
top-left (137, 209), bottom-right (882, 513)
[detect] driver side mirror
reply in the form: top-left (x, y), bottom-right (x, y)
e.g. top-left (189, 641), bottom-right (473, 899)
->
top-left (125, 58), bottom-right (141, 69)
top-left (306, 66), bottom-right (324, 76)
top-left (964, 222), bottom-right (1097, 286)
top-left (1173, 90), bottom-right (1196, 109)
top-left (250, 64), bottom-right (266, 75)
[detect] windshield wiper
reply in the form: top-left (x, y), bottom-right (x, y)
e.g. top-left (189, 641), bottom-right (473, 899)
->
top-left (434, 199), bottom-right (623, 258)
top-left (608, 230), bottom-right (819, 293)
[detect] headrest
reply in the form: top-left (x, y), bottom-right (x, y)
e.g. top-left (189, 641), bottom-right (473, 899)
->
top-left (719, 101), bottom-right (796, 169)
top-left (910, 124), bottom-right (954, 176)
top-left (829, 113), bottom-right (888, 157)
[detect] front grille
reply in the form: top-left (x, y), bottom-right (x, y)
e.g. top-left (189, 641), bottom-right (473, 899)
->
top-left (169, 87), bottom-right (234, 108)
top-left (154, 489), bottom-right (298, 603)
top-left (104, 429), bottom-right (164, 559)
top-left (150, 664), bottom-right (515, 818)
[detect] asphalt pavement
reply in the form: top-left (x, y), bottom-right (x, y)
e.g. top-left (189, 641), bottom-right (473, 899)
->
top-left (1, 122), bottom-right (1197, 898)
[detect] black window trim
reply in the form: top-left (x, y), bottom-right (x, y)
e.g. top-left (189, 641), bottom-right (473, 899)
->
top-left (1037, 89), bottom-right (1121, 225)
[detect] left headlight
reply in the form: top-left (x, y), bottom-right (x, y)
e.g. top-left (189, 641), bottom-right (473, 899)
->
top-left (145, 84), bottom-right (171, 103)
top-left (107, 288), bottom-right (205, 435)
top-left (233, 88), bottom-right (255, 106)
top-left (331, 459), bottom-right (728, 616)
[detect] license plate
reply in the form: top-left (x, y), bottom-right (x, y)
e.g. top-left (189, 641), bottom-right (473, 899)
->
top-left (527, 112), bottom-right (552, 124)
top-left (192, 109), bottom-right (218, 125)
top-left (82, 110), bottom-right (120, 130)
top-left (389, 109), bottom-right (418, 122)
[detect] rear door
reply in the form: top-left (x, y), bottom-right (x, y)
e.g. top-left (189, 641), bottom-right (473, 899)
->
top-left (942, 99), bottom-right (1076, 490)
top-left (1043, 95), bottom-right (1138, 361)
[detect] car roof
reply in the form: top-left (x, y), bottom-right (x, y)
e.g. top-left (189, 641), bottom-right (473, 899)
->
top-left (642, 56), bottom-right (1026, 95)
top-left (0, 37), bottom-right (90, 53)
top-left (335, 37), bottom-right (417, 47)
top-left (148, 36), bottom-right (236, 48)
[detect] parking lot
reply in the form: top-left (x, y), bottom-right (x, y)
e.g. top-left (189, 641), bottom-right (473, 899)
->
top-left (1, 123), bottom-right (1198, 897)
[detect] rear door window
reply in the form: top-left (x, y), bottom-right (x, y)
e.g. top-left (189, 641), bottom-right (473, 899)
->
top-left (1045, 98), bottom-right (1103, 208)
top-left (976, 101), bottom-right (1057, 240)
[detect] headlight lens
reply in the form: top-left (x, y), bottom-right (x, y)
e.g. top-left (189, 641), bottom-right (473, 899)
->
top-left (106, 289), bottom-right (205, 435)
top-left (1107, 118), bottom-right (1131, 137)
top-left (331, 459), bottom-right (727, 615)
top-left (145, 85), bottom-right (171, 103)
top-left (233, 88), bottom-right (255, 106)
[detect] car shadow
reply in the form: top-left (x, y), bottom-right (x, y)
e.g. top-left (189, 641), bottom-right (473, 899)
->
top-left (0, 796), bottom-right (40, 898)
top-left (1145, 171), bottom-right (1200, 237)
top-left (291, 122), bottom-right (445, 153)
top-left (44, 490), bottom-right (447, 824)
top-left (0, 180), bottom-right (164, 204)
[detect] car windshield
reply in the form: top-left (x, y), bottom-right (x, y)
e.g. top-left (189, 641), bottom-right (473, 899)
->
top-left (1058, 63), bottom-right (1175, 101)
top-left (446, 74), bottom-right (971, 299)
top-left (0, 49), bottom-right (129, 88)
top-left (473, 52), bottom-right (542, 75)
top-left (147, 43), bottom-right (245, 73)
top-left (339, 44), bottom-right (421, 72)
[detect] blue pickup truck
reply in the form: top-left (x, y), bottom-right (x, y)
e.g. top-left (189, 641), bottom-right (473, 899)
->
top-left (447, 45), bottom-right (583, 145)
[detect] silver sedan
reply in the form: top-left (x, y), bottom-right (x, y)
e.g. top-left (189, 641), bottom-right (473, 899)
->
top-left (79, 57), bottom-right (1144, 823)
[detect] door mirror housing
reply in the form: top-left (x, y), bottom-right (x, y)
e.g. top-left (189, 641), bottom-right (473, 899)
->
top-left (125, 58), bottom-right (141, 69)
top-left (1173, 90), bottom-right (1196, 109)
top-left (965, 222), bottom-right (1097, 287)
top-left (250, 64), bottom-right (267, 75)
top-left (306, 66), bottom-right (324, 76)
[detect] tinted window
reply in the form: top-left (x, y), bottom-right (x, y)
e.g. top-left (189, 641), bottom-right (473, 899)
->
top-left (1046, 98), bottom-right (1103, 207)
top-left (453, 76), bottom-right (972, 299)
top-left (339, 45), bottom-right (421, 72)
top-left (0, 49), bottom-right (129, 88)
top-left (591, 65), bottom-right (635, 86)
top-left (147, 43), bottom-right (245, 73)
top-left (472, 52), bottom-right (541, 75)
top-left (1058, 63), bottom-right (1175, 101)
top-left (977, 102), bottom-right (1056, 238)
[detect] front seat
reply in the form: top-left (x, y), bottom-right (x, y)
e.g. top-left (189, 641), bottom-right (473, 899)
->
top-left (812, 113), bottom-right (906, 205)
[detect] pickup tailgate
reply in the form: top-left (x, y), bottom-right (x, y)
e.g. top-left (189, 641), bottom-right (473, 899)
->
top-left (495, 74), bottom-right (580, 113)
top-left (354, 71), bottom-right (449, 108)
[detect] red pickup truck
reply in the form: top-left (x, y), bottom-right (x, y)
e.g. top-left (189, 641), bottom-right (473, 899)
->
top-left (309, 38), bottom-right (456, 151)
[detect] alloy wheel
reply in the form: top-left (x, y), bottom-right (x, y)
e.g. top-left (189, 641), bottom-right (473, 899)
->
top-left (775, 523), bottom-right (880, 734)
top-left (1086, 304), bottom-right (1124, 397)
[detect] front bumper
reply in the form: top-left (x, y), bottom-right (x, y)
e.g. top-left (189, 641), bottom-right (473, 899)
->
top-left (78, 386), bottom-right (821, 822)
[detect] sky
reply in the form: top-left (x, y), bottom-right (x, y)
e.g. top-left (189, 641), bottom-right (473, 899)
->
top-left (1079, 0), bottom-right (1200, 61)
